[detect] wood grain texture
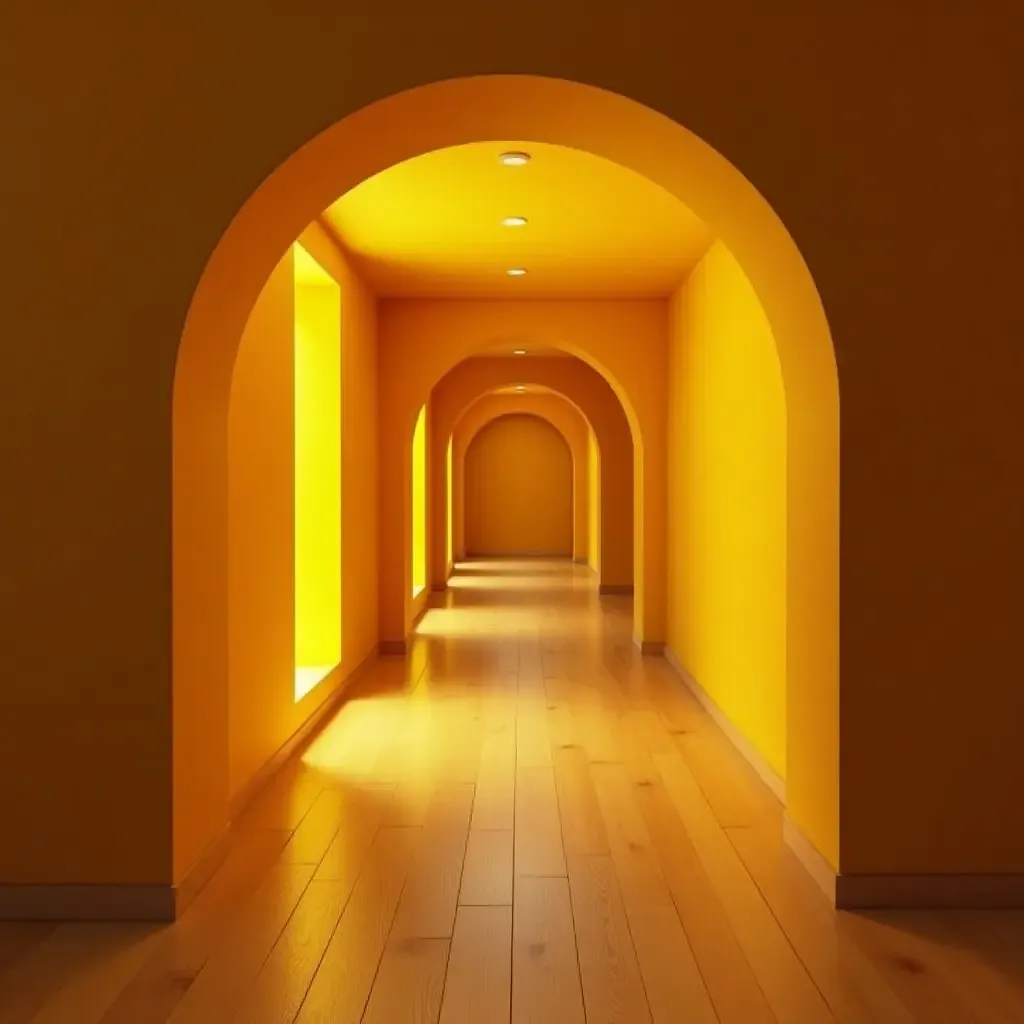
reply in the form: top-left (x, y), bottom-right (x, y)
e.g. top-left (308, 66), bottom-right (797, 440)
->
top-left (8, 561), bottom-right (1024, 1024)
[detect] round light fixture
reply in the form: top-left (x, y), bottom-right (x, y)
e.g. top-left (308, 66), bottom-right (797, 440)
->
top-left (513, 349), bottom-right (527, 355)
top-left (502, 216), bottom-right (528, 227)
top-left (515, 385), bottom-right (526, 392)
top-left (499, 151), bottom-right (531, 167)
top-left (506, 268), bottom-right (527, 277)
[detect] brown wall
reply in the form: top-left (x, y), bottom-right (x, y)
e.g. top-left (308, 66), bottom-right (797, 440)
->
top-left (2, 8), bottom-right (1022, 886)
top-left (464, 414), bottom-right (574, 557)
top-left (452, 392), bottom-right (591, 565)
top-left (428, 355), bottom-right (634, 594)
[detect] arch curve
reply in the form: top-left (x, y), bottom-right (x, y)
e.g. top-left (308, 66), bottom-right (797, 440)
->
top-left (427, 355), bottom-right (634, 598)
top-left (460, 409), bottom-right (576, 561)
top-left (452, 389), bottom-right (593, 566)
top-left (173, 72), bottom-right (839, 882)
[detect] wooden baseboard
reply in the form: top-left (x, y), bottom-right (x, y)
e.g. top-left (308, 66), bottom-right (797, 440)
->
top-left (834, 872), bottom-right (1024, 909)
top-left (664, 647), bottom-right (786, 803)
top-left (0, 651), bottom-right (379, 923)
top-left (378, 639), bottom-right (407, 656)
top-left (632, 635), bottom-right (665, 656)
top-left (783, 815), bottom-right (837, 904)
top-left (599, 583), bottom-right (634, 595)
top-left (0, 884), bottom-right (176, 922)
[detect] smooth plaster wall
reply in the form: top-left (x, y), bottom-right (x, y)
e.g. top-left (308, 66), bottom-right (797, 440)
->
top-left (2, 9), bottom-right (1022, 888)
top-left (428, 353), bottom-right (635, 598)
top-left (227, 222), bottom-right (380, 810)
top-left (667, 242), bottom-right (788, 780)
top-left (464, 414), bottom-right (574, 556)
top-left (451, 391), bottom-right (590, 564)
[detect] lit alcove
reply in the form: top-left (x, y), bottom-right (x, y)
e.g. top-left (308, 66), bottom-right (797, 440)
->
top-left (411, 404), bottom-right (427, 596)
top-left (446, 435), bottom-right (454, 571)
top-left (293, 242), bottom-right (342, 701)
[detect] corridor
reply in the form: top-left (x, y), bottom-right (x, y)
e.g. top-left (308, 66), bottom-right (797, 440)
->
top-left (3, 561), bottom-right (1024, 1023)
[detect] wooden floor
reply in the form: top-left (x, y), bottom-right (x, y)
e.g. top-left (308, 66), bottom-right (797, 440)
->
top-left (4, 560), bottom-right (1024, 1023)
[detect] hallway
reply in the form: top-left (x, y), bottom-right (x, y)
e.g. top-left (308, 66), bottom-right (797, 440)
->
top-left (3, 561), bottom-right (1024, 1023)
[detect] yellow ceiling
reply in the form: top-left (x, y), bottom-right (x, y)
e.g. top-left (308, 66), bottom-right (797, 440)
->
top-left (323, 142), bottom-right (712, 298)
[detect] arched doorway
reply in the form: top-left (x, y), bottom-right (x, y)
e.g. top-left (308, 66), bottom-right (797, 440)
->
top-left (173, 75), bottom-right (839, 889)
top-left (464, 413), bottom-right (574, 559)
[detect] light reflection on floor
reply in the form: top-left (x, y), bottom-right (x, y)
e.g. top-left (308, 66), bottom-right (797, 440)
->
top-left (300, 558), bottom-right (635, 781)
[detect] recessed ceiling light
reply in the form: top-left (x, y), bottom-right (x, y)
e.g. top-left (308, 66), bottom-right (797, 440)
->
top-left (513, 349), bottom-right (527, 355)
top-left (502, 216), bottom-right (528, 227)
top-left (499, 151), bottom-right (531, 167)
top-left (506, 268), bottom-right (527, 277)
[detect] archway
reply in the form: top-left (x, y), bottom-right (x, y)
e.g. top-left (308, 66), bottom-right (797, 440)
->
top-left (173, 74), bottom-right (838, 887)
top-left (450, 390), bottom-right (593, 566)
top-left (463, 413), bottom-right (574, 558)
top-left (429, 357), bottom-right (633, 594)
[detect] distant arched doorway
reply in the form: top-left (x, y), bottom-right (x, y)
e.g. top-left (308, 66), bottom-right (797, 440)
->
top-left (464, 413), bottom-right (574, 558)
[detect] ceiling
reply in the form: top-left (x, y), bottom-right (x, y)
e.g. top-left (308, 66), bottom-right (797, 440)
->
top-left (323, 141), bottom-right (712, 299)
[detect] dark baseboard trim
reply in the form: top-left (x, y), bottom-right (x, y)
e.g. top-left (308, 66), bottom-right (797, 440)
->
top-left (835, 871), bottom-right (1024, 909)
top-left (599, 583), bottom-right (634, 595)
top-left (0, 884), bottom-right (176, 922)
top-left (0, 651), bottom-right (379, 923)
top-left (632, 635), bottom-right (665, 656)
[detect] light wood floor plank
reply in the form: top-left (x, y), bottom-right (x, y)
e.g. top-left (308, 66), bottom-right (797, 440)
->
top-left (460, 830), bottom-right (513, 906)
top-left (516, 695), bottom-right (552, 769)
top-left (514, 767), bottom-right (566, 877)
top-left (97, 827), bottom-right (290, 1024)
top-left (165, 863), bottom-right (314, 1022)
top-left (512, 876), bottom-right (585, 1024)
top-left (0, 924), bottom-right (160, 1024)
top-left (727, 822), bottom-right (916, 1023)
top-left (390, 785), bottom-right (474, 940)
top-left (362, 936), bottom-right (450, 1024)
top-left (590, 762), bottom-right (719, 1024)
top-left (553, 744), bottom-right (609, 857)
top-left (566, 855), bottom-right (652, 1024)
top-left (314, 785), bottom-right (391, 886)
top-left (233, 878), bottom-right (355, 1024)
top-left (473, 730), bottom-right (516, 831)
top-left (440, 905), bottom-right (512, 1024)
top-left (632, 777), bottom-right (776, 1024)
top-left (295, 827), bottom-right (419, 1023)
top-left (655, 750), bottom-right (835, 1023)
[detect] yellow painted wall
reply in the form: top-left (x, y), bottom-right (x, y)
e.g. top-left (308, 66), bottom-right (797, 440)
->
top-left (6, 14), bottom-right (1024, 892)
top-left (465, 414), bottom-right (574, 556)
top-left (427, 352), bottom-right (634, 598)
top-left (667, 242), bottom-right (787, 779)
top-left (451, 391), bottom-right (590, 564)
top-left (383, 303), bottom-right (663, 650)
top-left (588, 430), bottom-right (601, 574)
top-left (227, 221), bottom-right (379, 810)
top-left (228, 250), bottom-right (295, 803)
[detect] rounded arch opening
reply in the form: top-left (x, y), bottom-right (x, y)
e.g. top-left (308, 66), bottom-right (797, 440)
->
top-left (462, 411), bottom-right (574, 560)
top-left (449, 386), bottom-right (595, 570)
top-left (172, 72), bottom-right (840, 880)
top-left (431, 363), bottom-right (628, 603)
